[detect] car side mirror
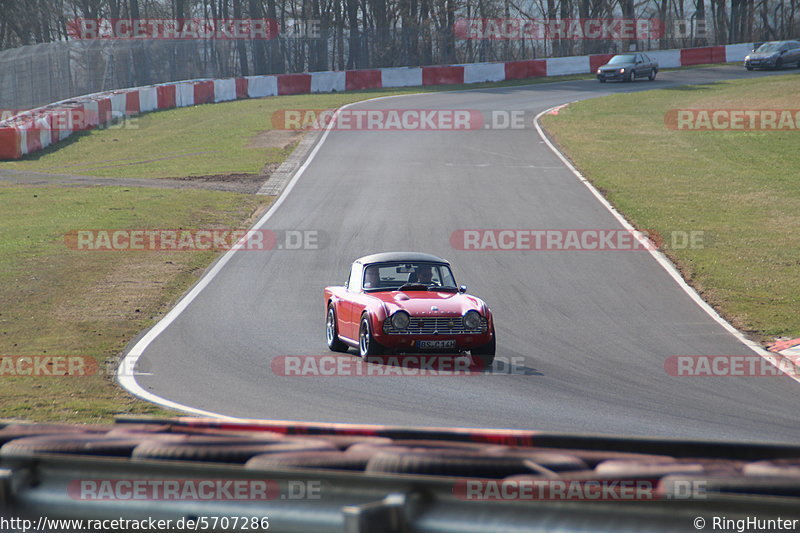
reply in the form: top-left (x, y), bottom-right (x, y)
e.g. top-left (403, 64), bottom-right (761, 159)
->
top-left (459, 285), bottom-right (467, 293)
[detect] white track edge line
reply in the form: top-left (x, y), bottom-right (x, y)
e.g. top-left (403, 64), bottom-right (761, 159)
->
top-left (534, 105), bottom-right (800, 384)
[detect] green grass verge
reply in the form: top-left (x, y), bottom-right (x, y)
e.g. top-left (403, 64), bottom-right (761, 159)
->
top-left (540, 74), bottom-right (800, 340)
top-left (0, 74), bottom-right (592, 179)
top-left (0, 184), bottom-right (272, 421)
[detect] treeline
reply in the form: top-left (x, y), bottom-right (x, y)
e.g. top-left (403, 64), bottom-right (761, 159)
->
top-left (0, 0), bottom-right (798, 72)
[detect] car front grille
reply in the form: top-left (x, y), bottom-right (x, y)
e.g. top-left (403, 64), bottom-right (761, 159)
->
top-left (383, 316), bottom-right (487, 335)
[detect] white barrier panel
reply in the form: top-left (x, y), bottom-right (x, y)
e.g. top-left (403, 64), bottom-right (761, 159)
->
top-left (214, 79), bottom-right (237, 102)
top-left (247, 75), bottom-right (278, 98)
top-left (175, 82), bottom-right (196, 107)
top-left (18, 127), bottom-right (28, 156)
top-left (82, 100), bottom-right (99, 129)
top-left (311, 71), bottom-right (346, 93)
top-left (53, 109), bottom-right (73, 142)
top-left (109, 93), bottom-right (127, 120)
top-left (463, 62), bottom-right (505, 83)
top-left (138, 87), bottom-right (158, 112)
top-left (726, 43), bottom-right (753, 62)
top-left (649, 49), bottom-right (681, 69)
top-left (381, 67), bottom-right (422, 87)
top-left (36, 115), bottom-right (51, 149)
top-left (547, 55), bottom-right (590, 76)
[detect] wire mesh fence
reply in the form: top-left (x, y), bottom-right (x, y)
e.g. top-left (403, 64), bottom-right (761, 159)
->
top-left (0, 16), bottom-right (777, 112)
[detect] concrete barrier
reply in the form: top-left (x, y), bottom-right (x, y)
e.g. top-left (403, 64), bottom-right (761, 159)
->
top-left (547, 55), bottom-right (590, 76)
top-left (311, 71), bottom-right (347, 93)
top-left (463, 62), bottom-right (505, 83)
top-left (0, 43), bottom-right (760, 160)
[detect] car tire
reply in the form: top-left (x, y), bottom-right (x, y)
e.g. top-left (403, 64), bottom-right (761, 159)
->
top-left (775, 58), bottom-right (783, 69)
top-left (598, 78), bottom-right (606, 83)
top-left (359, 315), bottom-right (382, 358)
top-left (648, 69), bottom-right (657, 81)
top-left (746, 65), bottom-right (753, 71)
top-left (326, 305), bottom-right (349, 353)
top-left (627, 70), bottom-right (636, 82)
top-left (471, 326), bottom-right (496, 367)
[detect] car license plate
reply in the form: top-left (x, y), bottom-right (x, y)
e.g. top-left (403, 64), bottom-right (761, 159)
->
top-left (417, 340), bottom-right (455, 350)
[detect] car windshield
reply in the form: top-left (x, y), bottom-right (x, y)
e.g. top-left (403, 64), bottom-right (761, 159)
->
top-left (608, 54), bottom-right (635, 64)
top-left (363, 262), bottom-right (457, 291)
top-left (755, 42), bottom-right (782, 53)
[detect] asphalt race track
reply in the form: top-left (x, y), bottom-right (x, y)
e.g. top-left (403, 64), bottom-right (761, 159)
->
top-left (128, 65), bottom-right (800, 442)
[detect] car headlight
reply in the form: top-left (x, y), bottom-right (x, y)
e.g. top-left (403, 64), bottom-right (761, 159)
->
top-left (391, 311), bottom-right (410, 330)
top-left (463, 311), bottom-right (482, 330)
top-left (596, 68), bottom-right (602, 74)
top-left (745, 55), bottom-right (750, 61)
top-left (619, 68), bottom-right (625, 73)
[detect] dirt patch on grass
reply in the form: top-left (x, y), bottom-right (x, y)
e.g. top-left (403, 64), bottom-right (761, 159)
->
top-left (247, 130), bottom-right (305, 149)
top-left (157, 163), bottom-right (281, 193)
top-left (53, 255), bottom-right (190, 323)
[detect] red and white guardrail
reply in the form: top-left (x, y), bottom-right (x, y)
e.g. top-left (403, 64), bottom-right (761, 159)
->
top-left (0, 43), bottom-right (753, 160)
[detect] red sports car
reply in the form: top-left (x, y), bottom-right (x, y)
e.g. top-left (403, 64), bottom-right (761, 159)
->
top-left (324, 252), bottom-right (496, 364)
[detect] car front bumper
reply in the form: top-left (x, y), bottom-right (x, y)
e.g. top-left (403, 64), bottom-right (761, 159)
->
top-left (745, 59), bottom-right (778, 69)
top-left (372, 331), bottom-right (494, 353)
top-left (597, 72), bottom-right (626, 81)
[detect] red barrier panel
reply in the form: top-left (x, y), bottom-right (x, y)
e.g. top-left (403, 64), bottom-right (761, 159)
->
top-left (24, 119), bottom-right (41, 154)
top-left (157, 85), bottom-right (177, 109)
top-left (235, 78), bottom-right (249, 99)
top-left (69, 104), bottom-right (87, 131)
top-left (422, 66), bottom-right (464, 86)
top-left (125, 91), bottom-right (140, 114)
top-left (0, 127), bottom-right (22, 159)
top-left (277, 74), bottom-right (312, 95)
top-left (193, 81), bottom-right (215, 105)
top-left (346, 70), bottom-right (382, 91)
top-left (590, 54), bottom-right (615, 73)
top-left (97, 98), bottom-right (112, 125)
top-left (504, 60), bottom-right (547, 80)
top-left (681, 46), bottom-right (726, 66)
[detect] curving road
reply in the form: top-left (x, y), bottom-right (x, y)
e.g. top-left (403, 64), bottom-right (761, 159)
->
top-left (125, 65), bottom-right (800, 443)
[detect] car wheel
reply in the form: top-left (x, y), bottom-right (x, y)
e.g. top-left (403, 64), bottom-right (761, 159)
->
top-left (598, 78), bottom-right (606, 83)
top-left (775, 58), bottom-right (783, 69)
top-left (471, 326), bottom-right (496, 367)
top-left (326, 305), bottom-right (349, 353)
top-left (648, 69), bottom-right (657, 81)
top-left (746, 65), bottom-right (753, 71)
top-left (627, 70), bottom-right (636, 82)
top-left (359, 315), bottom-right (382, 358)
